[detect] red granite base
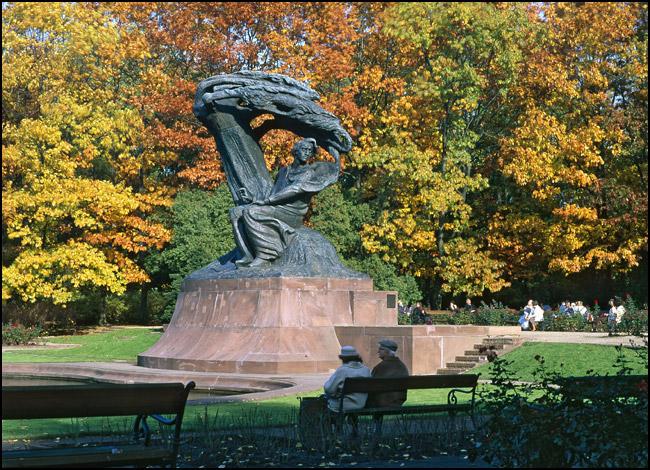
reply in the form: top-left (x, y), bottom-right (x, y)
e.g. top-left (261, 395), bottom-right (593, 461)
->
top-left (138, 277), bottom-right (398, 374)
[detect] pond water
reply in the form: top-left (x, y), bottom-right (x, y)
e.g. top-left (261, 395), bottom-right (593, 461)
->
top-left (2, 375), bottom-right (249, 400)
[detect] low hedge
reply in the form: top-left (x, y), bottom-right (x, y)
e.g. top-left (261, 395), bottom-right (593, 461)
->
top-left (2, 323), bottom-right (43, 346)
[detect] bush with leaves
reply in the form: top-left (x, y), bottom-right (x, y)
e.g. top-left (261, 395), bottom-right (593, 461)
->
top-left (2, 323), bottom-right (43, 346)
top-left (146, 186), bottom-right (236, 322)
top-left (474, 348), bottom-right (648, 467)
top-left (620, 298), bottom-right (649, 336)
top-left (431, 301), bottom-right (518, 326)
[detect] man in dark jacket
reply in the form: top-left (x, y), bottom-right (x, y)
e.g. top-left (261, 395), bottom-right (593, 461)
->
top-left (365, 339), bottom-right (409, 434)
top-left (366, 339), bottom-right (410, 407)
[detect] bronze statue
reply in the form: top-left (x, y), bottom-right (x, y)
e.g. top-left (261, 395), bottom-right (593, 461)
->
top-left (191, 71), bottom-right (365, 279)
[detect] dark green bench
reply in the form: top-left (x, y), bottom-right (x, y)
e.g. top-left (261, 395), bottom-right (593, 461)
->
top-left (555, 374), bottom-right (648, 401)
top-left (2, 382), bottom-right (195, 468)
top-left (336, 374), bottom-right (479, 432)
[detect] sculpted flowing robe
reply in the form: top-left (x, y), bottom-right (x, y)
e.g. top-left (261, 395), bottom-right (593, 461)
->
top-left (240, 161), bottom-right (338, 261)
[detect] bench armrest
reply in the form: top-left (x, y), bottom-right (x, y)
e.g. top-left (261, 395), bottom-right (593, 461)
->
top-left (447, 387), bottom-right (476, 408)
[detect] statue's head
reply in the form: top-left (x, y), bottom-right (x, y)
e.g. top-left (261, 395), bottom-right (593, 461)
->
top-left (292, 138), bottom-right (318, 163)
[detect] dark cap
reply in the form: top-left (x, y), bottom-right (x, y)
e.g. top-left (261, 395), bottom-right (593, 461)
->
top-left (378, 339), bottom-right (398, 352)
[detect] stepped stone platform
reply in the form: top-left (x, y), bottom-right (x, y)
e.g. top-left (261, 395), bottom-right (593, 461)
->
top-left (138, 277), bottom-right (397, 374)
top-left (138, 275), bottom-right (521, 375)
top-left (437, 336), bottom-right (524, 375)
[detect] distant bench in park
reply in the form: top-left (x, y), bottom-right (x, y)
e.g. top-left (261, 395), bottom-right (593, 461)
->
top-left (555, 374), bottom-right (648, 402)
top-left (2, 381), bottom-right (195, 468)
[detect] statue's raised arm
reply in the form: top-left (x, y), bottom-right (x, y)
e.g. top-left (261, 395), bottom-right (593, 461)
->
top-left (193, 71), bottom-right (352, 204)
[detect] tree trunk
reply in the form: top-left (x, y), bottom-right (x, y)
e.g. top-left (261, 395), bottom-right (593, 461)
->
top-left (140, 285), bottom-right (149, 325)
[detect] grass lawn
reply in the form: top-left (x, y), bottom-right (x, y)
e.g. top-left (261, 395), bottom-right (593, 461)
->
top-left (472, 341), bottom-right (648, 381)
top-left (2, 331), bottom-right (647, 441)
top-left (2, 327), bottom-right (163, 363)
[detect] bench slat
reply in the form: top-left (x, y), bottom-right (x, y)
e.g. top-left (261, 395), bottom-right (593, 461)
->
top-left (342, 374), bottom-right (478, 394)
top-left (345, 403), bottom-right (472, 416)
top-left (2, 383), bottom-right (187, 419)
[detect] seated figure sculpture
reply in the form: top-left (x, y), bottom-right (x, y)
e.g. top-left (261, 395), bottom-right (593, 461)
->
top-left (232, 138), bottom-right (338, 268)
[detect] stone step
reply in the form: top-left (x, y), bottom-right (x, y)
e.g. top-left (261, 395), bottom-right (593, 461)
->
top-left (474, 343), bottom-right (505, 350)
top-left (482, 337), bottom-right (517, 345)
top-left (464, 349), bottom-right (485, 356)
top-left (437, 368), bottom-right (467, 375)
top-left (446, 362), bottom-right (477, 369)
top-left (455, 355), bottom-right (485, 363)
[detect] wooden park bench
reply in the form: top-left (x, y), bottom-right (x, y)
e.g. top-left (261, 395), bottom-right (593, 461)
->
top-left (332, 374), bottom-right (478, 436)
top-left (555, 374), bottom-right (648, 402)
top-left (2, 381), bottom-right (195, 468)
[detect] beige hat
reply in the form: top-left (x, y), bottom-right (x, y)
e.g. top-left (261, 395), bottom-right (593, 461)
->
top-left (378, 339), bottom-right (398, 352)
top-left (338, 345), bottom-right (360, 358)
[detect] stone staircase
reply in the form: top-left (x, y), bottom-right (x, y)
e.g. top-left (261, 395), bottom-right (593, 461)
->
top-left (437, 336), bottom-right (523, 375)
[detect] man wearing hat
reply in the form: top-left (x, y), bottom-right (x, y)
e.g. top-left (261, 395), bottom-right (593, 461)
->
top-left (323, 345), bottom-right (371, 413)
top-left (366, 339), bottom-right (410, 408)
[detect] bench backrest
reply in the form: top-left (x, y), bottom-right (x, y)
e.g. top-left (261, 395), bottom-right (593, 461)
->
top-left (342, 374), bottom-right (479, 394)
top-left (556, 375), bottom-right (648, 398)
top-left (2, 382), bottom-right (195, 420)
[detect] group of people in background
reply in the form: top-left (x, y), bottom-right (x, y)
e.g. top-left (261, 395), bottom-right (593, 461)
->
top-left (398, 302), bottom-right (431, 325)
top-left (449, 299), bottom-right (476, 314)
top-left (519, 300), bottom-right (545, 331)
top-left (525, 298), bottom-right (628, 335)
top-left (558, 300), bottom-right (590, 317)
top-left (399, 296), bottom-right (629, 336)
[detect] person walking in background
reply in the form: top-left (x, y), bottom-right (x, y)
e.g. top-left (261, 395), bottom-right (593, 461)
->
top-left (519, 310), bottom-right (530, 331)
top-left (532, 300), bottom-right (545, 331)
top-left (608, 299), bottom-right (626, 336)
top-left (523, 300), bottom-right (534, 330)
top-left (450, 301), bottom-right (458, 313)
top-left (411, 302), bottom-right (426, 325)
top-left (607, 299), bottom-right (618, 336)
top-left (464, 298), bottom-right (476, 313)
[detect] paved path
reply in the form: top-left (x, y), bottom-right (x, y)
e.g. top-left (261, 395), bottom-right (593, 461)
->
top-left (513, 331), bottom-right (646, 346)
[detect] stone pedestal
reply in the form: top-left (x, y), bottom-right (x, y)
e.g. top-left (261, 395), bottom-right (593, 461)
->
top-left (138, 277), bottom-right (397, 374)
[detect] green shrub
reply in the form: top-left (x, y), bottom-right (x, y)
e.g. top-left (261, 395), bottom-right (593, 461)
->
top-left (431, 301), bottom-right (518, 326)
top-left (475, 301), bottom-right (519, 325)
top-left (2, 323), bottom-right (43, 346)
top-left (544, 313), bottom-right (589, 332)
top-left (475, 353), bottom-right (648, 467)
top-left (620, 298), bottom-right (649, 336)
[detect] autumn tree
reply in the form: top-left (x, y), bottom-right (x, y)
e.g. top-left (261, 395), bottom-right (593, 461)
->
top-left (488, 2), bottom-right (648, 292)
top-left (352, 3), bottom-right (538, 305)
top-left (2, 3), bottom-right (171, 317)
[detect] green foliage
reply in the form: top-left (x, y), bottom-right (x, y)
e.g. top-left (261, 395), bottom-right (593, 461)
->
top-left (432, 301), bottom-right (518, 325)
top-left (151, 186), bottom-right (235, 322)
top-left (309, 184), bottom-right (361, 256)
top-left (620, 298), bottom-right (649, 336)
top-left (475, 353), bottom-right (648, 467)
top-left (2, 323), bottom-right (43, 346)
top-left (311, 183), bottom-right (423, 305)
top-left (543, 313), bottom-right (604, 332)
